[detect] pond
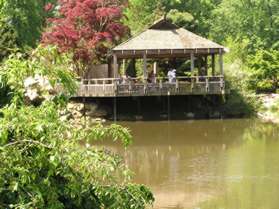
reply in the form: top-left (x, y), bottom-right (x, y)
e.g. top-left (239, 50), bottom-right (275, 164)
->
top-left (96, 119), bottom-right (279, 209)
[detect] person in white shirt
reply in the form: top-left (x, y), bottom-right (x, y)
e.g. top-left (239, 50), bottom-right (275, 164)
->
top-left (167, 69), bottom-right (176, 83)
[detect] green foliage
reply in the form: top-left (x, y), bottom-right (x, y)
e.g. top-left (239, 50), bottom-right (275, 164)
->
top-left (210, 0), bottom-right (279, 51)
top-left (124, 0), bottom-right (163, 34)
top-left (246, 50), bottom-right (279, 93)
top-left (0, 102), bottom-right (154, 209)
top-left (222, 53), bottom-right (261, 117)
top-left (0, 17), bottom-right (19, 62)
top-left (125, 0), bottom-right (220, 35)
top-left (224, 37), bottom-right (250, 64)
top-left (0, 46), bottom-right (154, 208)
top-left (222, 91), bottom-right (260, 117)
top-left (167, 9), bottom-right (195, 29)
top-left (0, 0), bottom-right (56, 48)
top-left (0, 45), bottom-right (77, 105)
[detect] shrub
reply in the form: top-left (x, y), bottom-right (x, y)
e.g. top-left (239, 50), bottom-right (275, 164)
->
top-left (0, 103), bottom-right (154, 209)
top-left (246, 49), bottom-right (279, 93)
top-left (0, 47), bottom-right (154, 209)
top-left (0, 45), bottom-right (77, 105)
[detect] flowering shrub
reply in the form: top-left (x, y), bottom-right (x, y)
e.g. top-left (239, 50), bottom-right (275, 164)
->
top-left (24, 75), bottom-right (55, 104)
top-left (0, 45), bottom-right (77, 106)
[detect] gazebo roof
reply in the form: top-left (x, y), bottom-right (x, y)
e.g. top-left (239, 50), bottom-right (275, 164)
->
top-left (113, 18), bottom-right (225, 53)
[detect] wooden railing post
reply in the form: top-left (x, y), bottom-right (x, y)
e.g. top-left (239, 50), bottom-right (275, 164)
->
top-left (114, 79), bottom-right (117, 96)
top-left (206, 77), bottom-right (209, 92)
top-left (113, 54), bottom-right (118, 78)
top-left (219, 50), bottom-right (224, 76)
top-left (220, 76), bottom-right (225, 94)
top-left (103, 80), bottom-right (105, 92)
top-left (212, 54), bottom-right (215, 76)
top-left (129, 80), bottom-right (132, 95)
top-left (191, 77), bottom-right (194, 92)
top-left (144, 79), bottom-right (147, 95)
top-left (191, 53), bottom-right (195, 76)
top-left (143, 53), bottom-right (147, 80)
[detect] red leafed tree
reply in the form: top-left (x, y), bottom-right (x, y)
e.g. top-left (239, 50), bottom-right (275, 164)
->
top-left (42, 0), bottom-right (128, 68)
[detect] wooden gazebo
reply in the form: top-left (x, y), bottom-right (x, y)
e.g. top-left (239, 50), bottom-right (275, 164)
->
top-left (76, 18), bottom-right (227, 97)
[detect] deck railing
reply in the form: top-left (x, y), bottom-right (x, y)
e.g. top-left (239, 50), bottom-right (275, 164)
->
top-left (75, 76), bottom-right (225, 97)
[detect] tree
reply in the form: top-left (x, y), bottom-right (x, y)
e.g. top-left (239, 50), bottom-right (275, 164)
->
top-left (210, 0), bottom-right (279, 51)
top-left (42, 0), bottom-right (128, 68)
top-left (0, 18), bottom-right (18, 62)
top-left (124, 0), bottom-right (162, 34)
top-left (125, 0), bottom-right (220, 36)
top-left (0, 0), bottom-right (56, 49)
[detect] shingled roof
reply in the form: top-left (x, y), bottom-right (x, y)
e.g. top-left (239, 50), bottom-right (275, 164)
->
top-left (113, 18), bottom-right (225, 52)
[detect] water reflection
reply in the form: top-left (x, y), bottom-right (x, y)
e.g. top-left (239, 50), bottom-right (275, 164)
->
top-left (93, 119), bottom-right (279, 209)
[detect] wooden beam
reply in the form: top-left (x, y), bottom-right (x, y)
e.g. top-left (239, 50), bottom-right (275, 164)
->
top-left (219, 52), bottom-right (224, 76)
top-left (191, 53), bottom-right (195, 76)
top-left (143, 53), bottom-right (147, 79)
top-left (113, 48), bottom-right (223, 59)
top-left (212, 54), bottom-right (215, 76)
top-left (205, 55), bottom-right (208, 76)
top-left (122, 59), bottom-right (126, 75)
top-left (113, 54), bottom-right (118, 78)
top-left (153, 62), bottom-right (157, 83)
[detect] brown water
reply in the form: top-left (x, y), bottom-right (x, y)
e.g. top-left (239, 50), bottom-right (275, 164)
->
top-left (98, 119), bottom-right (279, 209)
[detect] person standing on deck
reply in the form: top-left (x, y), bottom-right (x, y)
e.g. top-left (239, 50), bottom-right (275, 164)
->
top-left (167, 69), bottom-right (176, 83)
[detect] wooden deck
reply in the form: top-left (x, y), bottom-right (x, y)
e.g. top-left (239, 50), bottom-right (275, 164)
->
top-left (74, 76), bottom-right (225, 98)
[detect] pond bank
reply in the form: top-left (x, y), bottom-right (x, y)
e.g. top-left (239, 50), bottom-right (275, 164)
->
top-left (257, 94), bottom-right (279, 124)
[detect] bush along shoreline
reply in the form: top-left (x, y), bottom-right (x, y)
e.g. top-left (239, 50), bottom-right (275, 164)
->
top-left (257, 94), bottom-right (279, 124)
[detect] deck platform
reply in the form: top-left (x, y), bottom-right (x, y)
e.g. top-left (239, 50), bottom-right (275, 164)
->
top-left (74, 76), bottom-right (225, 98)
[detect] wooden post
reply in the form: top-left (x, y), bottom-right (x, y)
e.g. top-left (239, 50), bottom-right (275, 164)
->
top-left (143, 53), bottom-right (147, 80)
top-left (153, 62), bottom-right (157, 74)
top-left (191, 53), bottom-right (195, 76)
top-left (205, 55), bottom-right (208, 76)
top-left (122, 59), bottom-right (126, 75)
top-left (113, 54), bottom-right (118, 78)
top-left (206, 77), bottom-right (209, 92)
top-left (219, 52), bottom-right (224, 76)
top-left (211, 54), bottom-right (215, 76)
top-left (153, 61), bottom-right (157, 83)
